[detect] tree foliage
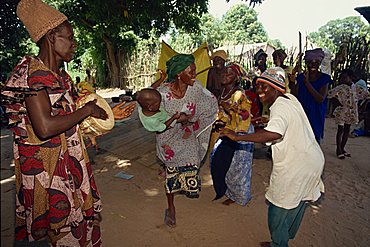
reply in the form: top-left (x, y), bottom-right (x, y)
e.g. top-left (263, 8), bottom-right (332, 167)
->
top-left (0, 0), bottom-right (38, 79)
top-left (222, 4), bottom-right (267, 44)
top-left (48, 0), bottom-right (208, 88)
top-left (169, 4), bottom-right (268, 52)
top-left (308, 16), bottom-right (370, 54)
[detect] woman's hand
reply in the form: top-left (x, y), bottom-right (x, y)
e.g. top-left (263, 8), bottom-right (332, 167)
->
top-left (112, 102), bottom-right (136, 120)
top-left (158, 69), bottom-right (167, 80)
top-left (303, 70), bottom-right (310, 85)
top-left (177, 113), bottom-right (192, 126)
top-left (85, 99), bottom-right (108, 120)
top-left (219, 100), bottom-right (229, 109)
top-left (287, 73), bottom-right (296, 84)
top-left (151, 69), bottom-right (167, 89)
top-left (220, 128), bottom-right (238, 141)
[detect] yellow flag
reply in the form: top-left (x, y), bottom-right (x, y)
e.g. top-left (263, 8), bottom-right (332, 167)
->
top-left (193, 42), bottom-right (212, 87)
top-left (157, 41), bottom-right (211, 87)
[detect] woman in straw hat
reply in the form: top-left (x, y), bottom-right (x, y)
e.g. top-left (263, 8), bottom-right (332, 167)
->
top-left (222, 67), bottom-right (324, 247)
top-left (157, 54), bottom-right (218, 227)
top-left (1, 0), bottom-right (107, 246)
top-left (207, 50), bottom-right (228, 98)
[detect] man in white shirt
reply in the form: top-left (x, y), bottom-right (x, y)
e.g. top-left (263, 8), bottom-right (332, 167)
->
top-left (222, 67), bottom-right (325, 247)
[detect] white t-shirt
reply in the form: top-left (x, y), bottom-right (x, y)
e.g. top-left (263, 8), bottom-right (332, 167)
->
top-left (264, 93), bottom-right (325, 209)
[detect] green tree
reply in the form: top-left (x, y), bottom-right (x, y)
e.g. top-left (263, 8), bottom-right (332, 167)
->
top-left (1, 0), bottom-right (265, 85)
top-left (48, 0), bottom-right (208, 88)
top-left (169, 4), bottom-right (269, 52)
top-left (221, 4), bottom-right (268, 45)
top-left (308, 16), bottom-right (370, 54)
top-left (193, 14), bottom-right (227, 49)
top-left (268, 39), bottom-right (284, 50)
top-left (168, 13), bottom-right (226, 52)
top-left (0, 0), bottom-right (38, 79)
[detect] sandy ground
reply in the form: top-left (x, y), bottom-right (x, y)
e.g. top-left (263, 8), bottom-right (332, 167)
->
top-left (1, 109), bottom-right (370, 247)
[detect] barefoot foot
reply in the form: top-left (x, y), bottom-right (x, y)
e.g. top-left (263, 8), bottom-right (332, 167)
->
top-left (222, 198), bottom-right (235, 205)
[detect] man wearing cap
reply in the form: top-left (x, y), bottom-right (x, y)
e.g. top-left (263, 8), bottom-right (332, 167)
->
top-left (222, 67), bottom-right (324, 247)
top-left (207, 49), bottom-right (228, 98)
top-left (1, 0), bottom-right (106, 246)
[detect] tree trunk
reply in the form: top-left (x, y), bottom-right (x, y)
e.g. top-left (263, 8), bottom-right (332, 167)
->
top-left (118, 48), bottom-right (128, 89)
top-left (103, 35), bottom-right (120, 88)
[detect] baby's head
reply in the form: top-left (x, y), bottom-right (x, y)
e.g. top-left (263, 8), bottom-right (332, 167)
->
top-left (136, 88), bottom-right (161, 112)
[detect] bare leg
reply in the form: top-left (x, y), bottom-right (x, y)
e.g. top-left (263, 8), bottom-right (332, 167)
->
top-left (165, 193), bottom-right (176, 227)
top-left (336, 125), bottom-right (344, 156)
top-left (341, 124), bottom-right (351, 156)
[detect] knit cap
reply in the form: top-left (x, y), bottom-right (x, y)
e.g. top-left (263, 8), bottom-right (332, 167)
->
top-left (256, 67), bottom-right (286, 93)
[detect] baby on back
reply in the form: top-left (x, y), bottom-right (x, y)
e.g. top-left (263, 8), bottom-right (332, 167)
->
top-left (137, 88), bottom-right (183, 133)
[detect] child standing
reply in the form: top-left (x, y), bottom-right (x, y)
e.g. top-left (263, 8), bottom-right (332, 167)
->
top-left (328, 69), bottom-right (369, 159)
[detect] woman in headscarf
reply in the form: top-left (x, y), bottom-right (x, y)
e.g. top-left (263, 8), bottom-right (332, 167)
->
top-left (210, 63), bottom-right (255, 206)
top-left (222, 67), bottom-right (324, 247)
top-left (156, 54), bottom-right (218, 227)
top-left (291, 48), bottom-right (333, 143)
top-left (1, 0), bottom-right (106, 246)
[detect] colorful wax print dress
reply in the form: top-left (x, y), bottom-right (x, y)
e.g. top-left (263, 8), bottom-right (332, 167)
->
top-left (211, 89), bottom-right (255, 206)
top-left (328, 83), bottom-right (369, 125)
top-left (1, 56), bottom-right (102, 246)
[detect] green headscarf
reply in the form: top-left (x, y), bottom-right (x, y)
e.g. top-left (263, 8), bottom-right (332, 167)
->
top-left (166, 54), bottom-right (195, 82)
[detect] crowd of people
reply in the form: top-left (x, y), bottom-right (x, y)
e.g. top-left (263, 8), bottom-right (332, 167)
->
top-left (1, 0), bottom-right (369, 246)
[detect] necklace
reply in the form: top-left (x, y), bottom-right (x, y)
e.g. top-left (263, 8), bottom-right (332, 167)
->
top-left (220, 85), bottom-right (236, 100)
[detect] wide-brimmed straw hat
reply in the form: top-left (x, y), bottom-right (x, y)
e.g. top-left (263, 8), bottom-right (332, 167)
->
top-left (211, 50), bottom-right (228, 61)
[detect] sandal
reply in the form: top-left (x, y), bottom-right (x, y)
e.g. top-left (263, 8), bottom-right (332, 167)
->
top-left (164, 209), bottom-right (176, 228)
top-left (344, 152), bottom-right (351, 157)
top-left (337, 153), bottom-right (345, 160)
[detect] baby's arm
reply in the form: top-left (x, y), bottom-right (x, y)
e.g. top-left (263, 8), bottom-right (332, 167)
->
top-left (164, 112), bottom-right (181, 129)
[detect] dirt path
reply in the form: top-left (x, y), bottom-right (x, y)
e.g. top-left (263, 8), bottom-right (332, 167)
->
top-left (1, 114), bottom-right (370, 246)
